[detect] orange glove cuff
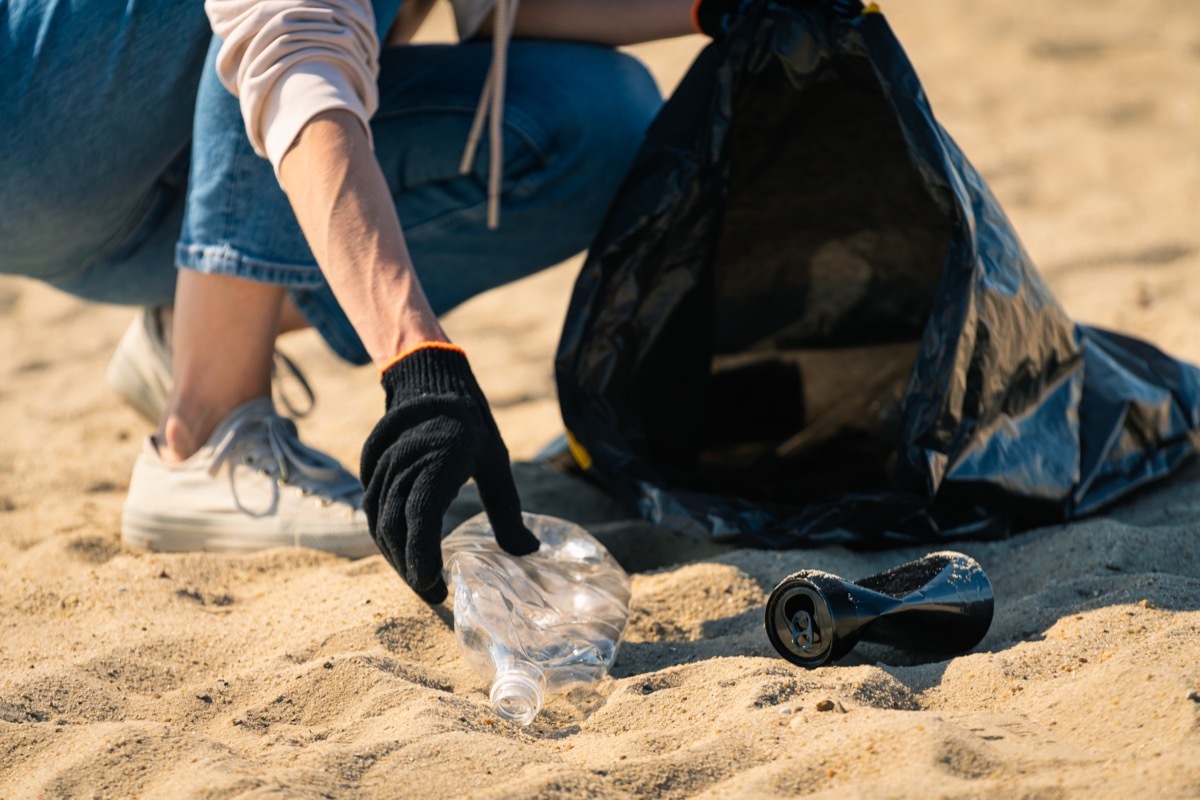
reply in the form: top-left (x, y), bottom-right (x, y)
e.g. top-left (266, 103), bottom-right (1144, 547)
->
top-left (378, 342), bottom-right (466, 380)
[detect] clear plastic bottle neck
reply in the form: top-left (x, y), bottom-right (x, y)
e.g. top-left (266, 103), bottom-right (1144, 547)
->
top-left (489, 660), bottom-right (546, 726)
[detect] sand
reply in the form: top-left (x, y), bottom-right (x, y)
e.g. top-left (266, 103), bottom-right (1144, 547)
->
top-left (2, 1), bottom-right (1200, 797)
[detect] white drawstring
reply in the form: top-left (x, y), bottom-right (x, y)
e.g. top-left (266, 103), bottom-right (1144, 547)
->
top-left (459, 0), bottom-right (521, 230)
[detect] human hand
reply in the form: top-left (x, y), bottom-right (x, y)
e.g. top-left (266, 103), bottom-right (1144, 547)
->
top-left (360, 344), bottom-right (539, 603)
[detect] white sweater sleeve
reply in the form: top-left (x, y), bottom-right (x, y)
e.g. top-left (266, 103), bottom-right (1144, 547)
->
top-left (205, 0), bottom-right (380, 175)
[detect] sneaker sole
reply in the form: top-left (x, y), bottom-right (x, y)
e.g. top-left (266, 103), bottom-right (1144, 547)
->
top-left (122, 508), bottom-right (378, 558)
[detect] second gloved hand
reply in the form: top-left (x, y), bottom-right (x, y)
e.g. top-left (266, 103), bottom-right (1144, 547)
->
top-left (692, 0), bottom-right (757, 38)
top-left (360, 344), bottom-right (539, 603)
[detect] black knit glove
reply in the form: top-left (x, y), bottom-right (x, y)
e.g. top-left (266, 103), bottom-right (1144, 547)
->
top-left (360, 345), bottom-right (539, 603)
top-left (693, 0), bottom-right (758, 37)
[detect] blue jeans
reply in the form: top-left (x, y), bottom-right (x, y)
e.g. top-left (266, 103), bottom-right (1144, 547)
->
top-left (0, 1), bottom-right (662, 364)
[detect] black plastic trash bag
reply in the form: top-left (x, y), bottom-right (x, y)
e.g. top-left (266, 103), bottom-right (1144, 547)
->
top-left (554, 0), bottom-right (1200, 548)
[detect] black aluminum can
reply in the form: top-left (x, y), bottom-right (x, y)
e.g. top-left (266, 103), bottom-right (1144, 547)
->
top-left (764, 551), bottom-right (994, 668)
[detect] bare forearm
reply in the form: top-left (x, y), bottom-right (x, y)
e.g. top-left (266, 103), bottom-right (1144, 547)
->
top-left (278, 110), bottom-right (447, 365)
top-left (481, 0), bottom-right (697, 46)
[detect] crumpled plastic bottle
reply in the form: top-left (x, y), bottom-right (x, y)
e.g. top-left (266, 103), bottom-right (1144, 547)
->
top-left (442, 512), bottom-right (632, 725)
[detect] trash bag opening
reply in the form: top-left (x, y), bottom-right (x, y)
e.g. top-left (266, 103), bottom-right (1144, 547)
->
top-left (558, 2), bottom-right (1200, 547)
top-left (638, 38), bottom-right (955, 510)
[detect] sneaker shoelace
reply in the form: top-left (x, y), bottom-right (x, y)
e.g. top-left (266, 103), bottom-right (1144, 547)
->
top-left (209, 410), bottom-right (362, 508)
top-left (271, 350), bottom-right (316, 419)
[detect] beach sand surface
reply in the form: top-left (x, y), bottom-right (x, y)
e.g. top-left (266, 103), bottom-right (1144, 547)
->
top-left (2, 1), bottom-right (1199, 797)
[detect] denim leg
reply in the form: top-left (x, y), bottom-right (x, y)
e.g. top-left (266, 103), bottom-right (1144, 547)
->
top-left (377, 41), bottom-right (663, 314)
top-left (0, 0), bottom-right (209, 304)
top-left (182, 40), bottom-right (661, 365)
top-left (176, 37), bottom-right (327, 288)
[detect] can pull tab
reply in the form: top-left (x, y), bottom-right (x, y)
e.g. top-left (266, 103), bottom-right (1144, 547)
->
top-left (789, 610), bottom-right (816, 651)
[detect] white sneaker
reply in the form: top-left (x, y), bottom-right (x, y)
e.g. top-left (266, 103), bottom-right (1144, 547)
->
top-left (106, 308), bottom-right (173, 424)
top-left (107, 308), bottom-right (315, 424)
top-left (121, 398), bottom-right (376, 557)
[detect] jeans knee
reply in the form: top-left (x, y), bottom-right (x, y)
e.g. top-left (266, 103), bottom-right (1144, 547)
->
top-left (519, 46), bottom-right (661, 233)
top-left (578, 50), bottom-right (660, 147)
top-left (559, 49), bottom-right (660, 178)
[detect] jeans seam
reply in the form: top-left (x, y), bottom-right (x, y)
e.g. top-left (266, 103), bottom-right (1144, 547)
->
top-left (221, 134), bottom-right (247, 250)
top-left (174, 242), bottom-right (325, 287)
top-left (399, 166), bottom-right (545, 243)
top-left (373, 104), bottom-right (551, 166)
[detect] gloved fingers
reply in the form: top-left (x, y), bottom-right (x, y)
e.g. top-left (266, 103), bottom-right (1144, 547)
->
top-left (414, 575), bottom-right (449, 606)
top-left (404, 457), bottom-right (472, 605)
top-left (474, 442), bottom-right (540, 557)
top-left (694, 0), bottom-right (752, 37)
top-left (364, 437), bottom-right (452, 603)
top-left (360, 453), bottom-right (411, 581)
